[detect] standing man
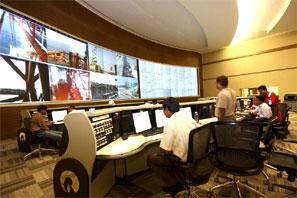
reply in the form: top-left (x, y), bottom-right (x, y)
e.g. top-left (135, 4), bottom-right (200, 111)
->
top-left (215, 75), bottom-right (236, 121)
top-left (147, 97), bottom-right (199, 196)
top-left (30, 105), bottom-right (63, 147)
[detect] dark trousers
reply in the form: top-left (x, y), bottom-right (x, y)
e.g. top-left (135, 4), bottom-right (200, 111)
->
top-left (147, 154), bottom-right (181, 187)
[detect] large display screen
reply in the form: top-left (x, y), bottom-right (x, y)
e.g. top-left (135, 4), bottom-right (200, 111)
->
top-left (0, 54), bottom-right (49, 103)
top-left (139, 60), bottom-right (198, 98)
top-left (49, 65), bottom-right (90, 101)
top-left (0, 6), bottom-right (199, 104)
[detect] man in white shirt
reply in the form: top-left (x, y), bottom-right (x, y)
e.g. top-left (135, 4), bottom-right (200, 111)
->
top-left (251, 95), bottom-right (272, 118)
top-left (147, 97), bottom-right (198, 196)
top-left (215, 75), bottom-right (236, 121)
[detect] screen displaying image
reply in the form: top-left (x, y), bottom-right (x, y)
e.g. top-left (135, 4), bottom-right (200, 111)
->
top-left (90, 72), bottom-right (118, 99)
top-left (139, 60), bottom-right (198, 98)
top-left (46, 28), bottom-right (88, 70)
top-left (0, 8), bottom-right (47, 63)
top-left (90, 72), bottom-right (139, 100)
top-left (88, 43), bottom-right (138, 78)
top-left (49, 65), bottom-right (90, 101)
top-left (0, 55), bottom-right (49, 103)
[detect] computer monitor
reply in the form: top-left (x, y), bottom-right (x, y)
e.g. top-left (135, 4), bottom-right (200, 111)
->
top-left (51, 110), bottom-right (67, 123)
top-left (180, 107), bottom-right (192, 118)
top-left (197, 104), bottom-right (213, 119)
top-left (132, 111), bottom-right (152, 133)
top-left (88, 108), bottom-right (96, 112)
top-left (155, 109), bottom-right (169, 128)
top-left (75, 109), bottom-right (85, 113)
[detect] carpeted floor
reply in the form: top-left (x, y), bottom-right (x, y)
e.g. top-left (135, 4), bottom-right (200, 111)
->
top-left (1, 113), bottom-right (297, 198)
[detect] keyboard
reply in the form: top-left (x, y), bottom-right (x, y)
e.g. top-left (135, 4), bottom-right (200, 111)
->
top-left (142, 128), bottom-right (163, 137)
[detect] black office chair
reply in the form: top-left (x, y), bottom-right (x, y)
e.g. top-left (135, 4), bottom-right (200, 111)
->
top-left (266, 147), bottom-right (297, 195)
top-left (272, 103), bottom-right (291, 139)
top-left (174, 124), bottom-right (214, 197)
top-left (208, 121), bottom-right (267, 198)
top-left (23, 118), bottom-right (57, 160)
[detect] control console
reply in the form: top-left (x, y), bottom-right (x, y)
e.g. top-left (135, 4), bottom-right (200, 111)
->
top-left (90, 114), bottom-right (116, 150)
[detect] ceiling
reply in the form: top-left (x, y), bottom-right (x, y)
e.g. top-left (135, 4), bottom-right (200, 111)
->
top-left (77, 0), bottom-right (297, 53)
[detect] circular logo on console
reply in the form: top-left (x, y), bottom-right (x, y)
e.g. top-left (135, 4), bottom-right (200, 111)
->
top-left (60, 171), bottom-right (80, 193)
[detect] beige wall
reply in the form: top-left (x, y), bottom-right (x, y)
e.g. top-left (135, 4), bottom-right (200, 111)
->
top-left (202, 30), bottom-right (297, 101)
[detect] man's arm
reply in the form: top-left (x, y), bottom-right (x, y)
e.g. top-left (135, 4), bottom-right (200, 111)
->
top-left (216, 107), bottom-right (226, 121)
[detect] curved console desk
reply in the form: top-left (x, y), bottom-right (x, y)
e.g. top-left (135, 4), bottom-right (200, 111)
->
top-left (53, 100), bottom-right (219, 197)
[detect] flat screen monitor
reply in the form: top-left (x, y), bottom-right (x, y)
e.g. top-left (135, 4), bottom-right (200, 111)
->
top-left (155, 109), bottom-right (169, 128)
top-left (51, 110), bottom-right (67, 123)
top-left (132, 111), bottom-right (152, 133)
top-left (180, 107), bottom-right (192, 118)
top-left (75, 109), bottom-right (85, 113)
top-left (197, 104), bottom-right (213, 119)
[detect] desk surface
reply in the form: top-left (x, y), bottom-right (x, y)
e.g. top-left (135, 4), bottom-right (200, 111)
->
top-left (96, 117), bottom-right (218, 159)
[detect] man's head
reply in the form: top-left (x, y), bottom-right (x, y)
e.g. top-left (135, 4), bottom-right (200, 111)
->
top-left (162, 97), bottom-right (180, 118)
top-left (37, 105), bottom-right (48, 115)
top-left (258, 85), bottom-right (268, 95)
top-left (255, 95), bottom-right (266, 105)
top-left (216, 75), bottom-right (228, 90)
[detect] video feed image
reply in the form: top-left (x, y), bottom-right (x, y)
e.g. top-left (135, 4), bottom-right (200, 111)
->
top-left (117, 76), bottom-right (139, 99)
top-left (88, 43), bottom-right (138, 77)
top-left (0, 55), bottom-right (49, 103)
top-left (139, 60), bottom-right (198, 98)
top-left (49, 65), bottom-right (90, 101)
top-left (0, 8), bottom-right (48, 62)
top-left (47, 29), bottom-right (88, 70)
top-left (90, 72), bottom-right (118, 99)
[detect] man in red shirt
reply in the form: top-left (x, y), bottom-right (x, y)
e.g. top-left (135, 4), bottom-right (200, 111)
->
top-left (258, 85), bottom-right (280, 118)
top-left (258, 85), bottom-right (279, 106)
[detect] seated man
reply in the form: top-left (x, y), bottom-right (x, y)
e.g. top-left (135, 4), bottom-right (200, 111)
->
top-left (251, 95), bottom-right (272, 119)
top-left (147, 97), bottom-right (199, 196)
top-left (30, 105), bottom-right (63, 147)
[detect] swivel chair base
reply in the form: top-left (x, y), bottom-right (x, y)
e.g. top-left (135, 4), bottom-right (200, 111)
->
top-left (208, 175), bottom-right (267, 198)
top-left (24, 144), bottom-right (57, 160)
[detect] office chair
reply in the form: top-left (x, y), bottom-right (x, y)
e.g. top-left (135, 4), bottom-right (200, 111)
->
top-left (23, 118), bottom-right (57, 160)
top-left (267, 147), bottom-right (297, 196)
top-left (173, 124), bottom-right (214, 197)
top-left (171, 124), bottom-right (214, 197)
top-left (272, 103), bottom-right (291, 139)
top-left (208, 121), bottom-right (267, 198)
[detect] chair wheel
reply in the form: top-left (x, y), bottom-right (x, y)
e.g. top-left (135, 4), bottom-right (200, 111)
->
top-left (277, 172), bottom-right (282, 178)
top-left (268, 184), bottom-right (274, 192)
top-left (263, 180), bottom-right (269, 185)
top-left (207, 191), bottom-right (215, 198)
top-left (214, 177), bottom-right (219, 183)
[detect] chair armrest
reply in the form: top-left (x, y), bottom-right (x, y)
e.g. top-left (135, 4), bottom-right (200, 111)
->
top-left (283, 139), bottom-right (297, 144)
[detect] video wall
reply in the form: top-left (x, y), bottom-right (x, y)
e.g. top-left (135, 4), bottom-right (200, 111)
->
top-left (0, 7), bottom-right (198, 103)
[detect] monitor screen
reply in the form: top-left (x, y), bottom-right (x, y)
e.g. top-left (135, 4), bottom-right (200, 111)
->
top-left (132, 111), bottom-right (152, 133)
top-left (180, 107), bottom-right (192, 118)
top-left (197, 104), bottom-right (213, 119)
top-left (155, 109), bottom-right (169, 128)
top-left (88, 108), bottom-right (96, 112)
top-left (75, 109), bottom-right (85, 113)
top-left (51, 110), bottom-right (67, 123)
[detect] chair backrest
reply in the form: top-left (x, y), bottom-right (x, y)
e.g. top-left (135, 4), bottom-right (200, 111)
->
top-left (23, 117), bottom-right (32, 133)
top-left (262, 116), bottom-right (278, 145)
top-left (278, 103), bottom-right (290, 125)
top-left (188, 124), bottom-right (212, 163)
top-left (211, 121), bottom-right (263, 170)
top-left (186, 123), bottom-right (214, 177)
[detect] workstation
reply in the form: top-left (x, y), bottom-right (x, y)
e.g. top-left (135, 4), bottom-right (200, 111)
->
top-left (0, 1), bottom-right (296, 197)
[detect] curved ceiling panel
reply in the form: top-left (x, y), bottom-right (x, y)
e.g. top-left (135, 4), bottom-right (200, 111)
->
top-left (177, 0), bottom-right (238, 50)
top-left (78, 0), bottom-right (207, 52)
